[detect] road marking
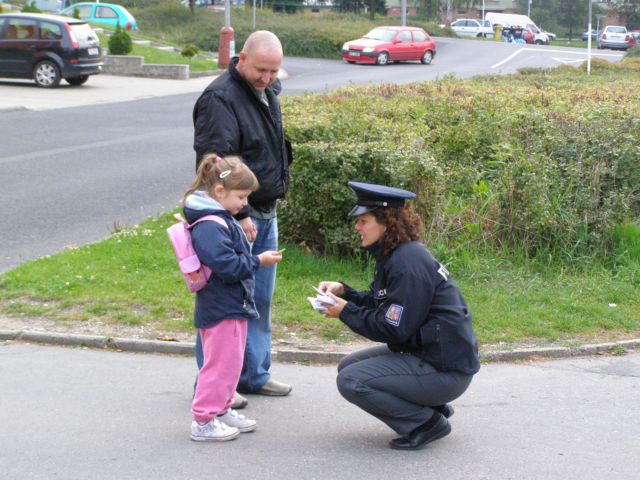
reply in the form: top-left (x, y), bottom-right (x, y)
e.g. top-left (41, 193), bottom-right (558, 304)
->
top-left (552, 57), bottom-right (584, 64)
top-left (491, 47), bottom-right (625, 69)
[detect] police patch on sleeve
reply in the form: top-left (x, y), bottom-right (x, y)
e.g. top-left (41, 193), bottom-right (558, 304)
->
top-left (384, 304), bottom-right (404, 326)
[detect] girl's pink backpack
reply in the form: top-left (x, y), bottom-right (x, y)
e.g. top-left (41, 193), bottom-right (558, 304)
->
top-left (166, 213), bottom-right (227, 293)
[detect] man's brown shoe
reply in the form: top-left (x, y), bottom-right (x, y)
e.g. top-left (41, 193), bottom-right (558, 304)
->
top-left (256, 379), bottom-right (292, 396)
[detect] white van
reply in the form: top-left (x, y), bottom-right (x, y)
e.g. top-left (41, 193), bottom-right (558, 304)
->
top-left (485, 12), bottom-right (549, 45)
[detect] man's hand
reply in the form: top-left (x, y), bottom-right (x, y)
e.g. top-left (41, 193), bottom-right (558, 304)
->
top-left (239, 217), bottom-right (257, 242)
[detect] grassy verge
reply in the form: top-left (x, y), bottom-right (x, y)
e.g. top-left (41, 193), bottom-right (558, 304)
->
top-left (0, 212), bottom-right (638, 348)
top-left (97, 33), bottom-right (218, 73)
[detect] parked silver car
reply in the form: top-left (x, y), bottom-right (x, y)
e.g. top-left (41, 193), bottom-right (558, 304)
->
top-left (598, 25), bottom-right (630, 50)
top-left (448, 19), bottom-right (494, 38)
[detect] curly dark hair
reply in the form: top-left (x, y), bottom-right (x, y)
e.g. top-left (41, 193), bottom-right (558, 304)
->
top-left (371, 205), bottom-right (423, 255)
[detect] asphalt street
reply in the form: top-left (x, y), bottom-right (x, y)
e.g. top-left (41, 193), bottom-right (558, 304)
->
top-left (1, 342), bottom-right (639, 479)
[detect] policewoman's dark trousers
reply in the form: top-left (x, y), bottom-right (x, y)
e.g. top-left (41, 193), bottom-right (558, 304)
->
top-left (336, 345), bottom-right (473, 436)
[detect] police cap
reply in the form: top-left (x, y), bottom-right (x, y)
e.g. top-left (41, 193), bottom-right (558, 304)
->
top-left (347, 181), bottom-right (416, 217)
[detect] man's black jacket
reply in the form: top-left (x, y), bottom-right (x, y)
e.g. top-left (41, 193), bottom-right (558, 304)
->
top-left (193, 57), bottom-right (292, 214)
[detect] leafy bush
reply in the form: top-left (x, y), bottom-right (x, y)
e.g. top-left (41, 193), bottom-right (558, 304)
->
top-left (279, 69), bottom-right (640, 268)
top-left (21, 1), bottom-right (41, 13)
top-left (625, 45), bottom-right (640, 58)
top-left (108, 24), bottom-right (133, 55)
top-left (181, 43), bottom-right (199, 62)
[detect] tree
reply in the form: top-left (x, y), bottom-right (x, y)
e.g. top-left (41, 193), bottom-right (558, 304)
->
top-left (181, 43), bottom-right (199, 64)
top-left (556, 0), bottom-right (591, 40)
top-left (334, 0), bottom-right (386, 16)
top-left (108, 24), bottom-right (133, 55)
top-left (613, 0), bottom-right (640, 29)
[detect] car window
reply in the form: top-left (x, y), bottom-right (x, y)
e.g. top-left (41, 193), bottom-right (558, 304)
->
top-left (397, 30), bottom-right (411, 43)
top-left (451, 20), bottom-right (462, 27)
top-left (0, 19), bottom-right (6, 38)
top-left (607, 26), bottom-right (627, 34)
top-left (413, 30), bottom-right (427, 42)
top-left (364, 28), bottom-right (396, 42)
top-left (70, 22), bottom-right (98, 42)
top-left (5, 18), bottom-right (38, 39)
top-left (39, 21), bottom-right (63, 40)
top-left (469, 20), bottom-right (479, 27)
top-left (74, 5), bottom-right (93, 17)
top-left (96, 6), bottom-right (118, 19)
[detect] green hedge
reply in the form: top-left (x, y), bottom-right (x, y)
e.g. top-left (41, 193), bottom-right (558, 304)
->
top-left (279, 66), bottom-right (640, 268)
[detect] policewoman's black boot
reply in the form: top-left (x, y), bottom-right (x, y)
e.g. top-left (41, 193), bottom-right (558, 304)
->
top-left (389, 412), bottom-right (451, 450)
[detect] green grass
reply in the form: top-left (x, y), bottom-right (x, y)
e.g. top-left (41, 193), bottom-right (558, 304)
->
top-left (0, 212), bottom-right (638, 348)
top-left (97, 32), bottom-right (218, 73)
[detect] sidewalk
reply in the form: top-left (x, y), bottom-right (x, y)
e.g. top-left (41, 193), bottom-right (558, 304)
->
top-left (0, 74), bottom-right (216, 112)
top-left (0, 63), bottom-right (288, 112)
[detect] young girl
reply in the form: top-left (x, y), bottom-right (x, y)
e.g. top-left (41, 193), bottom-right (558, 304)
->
top-left (183, 153), bottom-right (283, 442)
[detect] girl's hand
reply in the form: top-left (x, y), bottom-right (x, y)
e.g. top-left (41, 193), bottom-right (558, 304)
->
top-left (320, 292), bottom-right (347, 319)
top-left (318, 281), bottom-right (344, 296)
top-left (258, 250), bottom-right (283, 266)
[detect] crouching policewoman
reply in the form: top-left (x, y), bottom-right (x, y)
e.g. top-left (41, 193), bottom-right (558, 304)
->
top-left (317, 182), bottom-right (480, 451)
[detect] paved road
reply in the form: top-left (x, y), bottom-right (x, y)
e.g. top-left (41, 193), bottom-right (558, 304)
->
top-left (1, 342), bottom-right (638, 479)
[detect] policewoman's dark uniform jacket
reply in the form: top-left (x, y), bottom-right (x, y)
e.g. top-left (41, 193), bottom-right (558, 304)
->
top-left (339, 241), bottom-right (480, 375)
top-left (192, 57), bottom-right (292, 216)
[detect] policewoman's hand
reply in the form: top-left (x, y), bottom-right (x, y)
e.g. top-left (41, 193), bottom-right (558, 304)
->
top-left (318, 281), bottom-right (344, 296)
top-left (321, 291), bottom-right (347, 319)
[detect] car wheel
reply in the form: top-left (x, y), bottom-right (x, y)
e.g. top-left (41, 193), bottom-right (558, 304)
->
top-left (346, 60), bottom-right (356, 64)
top-left (376, 52), bottom-right (388, 66)
top-left (33, 60), bottom-right (61, 88)
top-left (476, 32), bottom-right (483, 38)
top-left (420, 50), bottom-right (433, 65)
top-left (66, 75), bottom-right (89, 86)
top-left (534, 39), bottom-right (543, 45)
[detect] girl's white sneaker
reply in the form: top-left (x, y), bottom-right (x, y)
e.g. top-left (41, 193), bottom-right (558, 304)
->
top-left (190, 418), bottom-right (240, 442)
top-left (217, 408), bottom-right (257, 433)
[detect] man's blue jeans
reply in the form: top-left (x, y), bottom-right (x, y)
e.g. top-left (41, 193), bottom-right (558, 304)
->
top-left (195, 216), bottom-right (277, 392)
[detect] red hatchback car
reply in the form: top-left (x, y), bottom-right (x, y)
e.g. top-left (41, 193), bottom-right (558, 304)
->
top-left (342, 26), bottom-right (437, 66)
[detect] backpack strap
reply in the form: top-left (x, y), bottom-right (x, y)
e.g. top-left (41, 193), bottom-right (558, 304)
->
top-left (190, 214), bottom-right (228, 229)
top-left (173, 213), bottom-right (228, 229)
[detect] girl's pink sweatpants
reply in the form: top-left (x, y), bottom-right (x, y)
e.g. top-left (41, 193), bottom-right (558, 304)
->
top-left (191, 319), bottom-right (247, 424)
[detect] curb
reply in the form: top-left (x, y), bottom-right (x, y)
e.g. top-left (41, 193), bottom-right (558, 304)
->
top-left (1, 329), bottom-right (638, 364)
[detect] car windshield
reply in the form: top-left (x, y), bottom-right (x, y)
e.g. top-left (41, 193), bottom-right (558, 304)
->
top-left (364, 28), bottom-right (396, 42)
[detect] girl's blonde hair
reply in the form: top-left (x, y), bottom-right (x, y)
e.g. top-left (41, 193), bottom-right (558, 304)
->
top-left (183, 153), bottom-right (259, 202)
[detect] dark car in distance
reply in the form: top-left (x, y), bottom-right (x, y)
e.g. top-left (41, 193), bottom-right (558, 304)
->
top-left (0, 13), bottom-right (103, 87)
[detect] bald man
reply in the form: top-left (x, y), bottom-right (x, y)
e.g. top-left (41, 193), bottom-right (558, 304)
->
top-left (193, 31), bottom-right (293, 404)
